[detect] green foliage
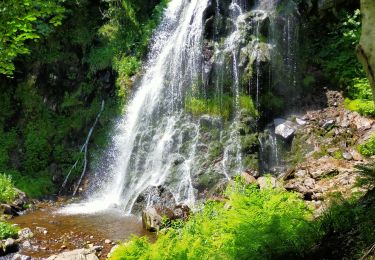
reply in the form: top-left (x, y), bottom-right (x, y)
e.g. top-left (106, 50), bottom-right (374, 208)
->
top-left (260, 91), bottom-right (284, 112)
top-left (88, 0), bottom-right (169, 96)
top-left (355, 164), bottom-right (375, 188)
top-left (0, 0), bottom-right (65, 76)
top-left (345, 98), bottom-right (375, 117)
top-left (358, 135), bottom-right (375, 157)
top-left (0, 222), bottom-right (18, 240)
top-left (239, 95), bottom-right (259, 117)
top-left (315, 191), bottom-right (375, 258)
top-left (314, 9), bottom-right (363, 86)
top-left (0, 174), bottom-right (17, 203)
top-left (110, 182), bottom-right (317, 259)
top-left (347, 78), bottom-right (373, 100)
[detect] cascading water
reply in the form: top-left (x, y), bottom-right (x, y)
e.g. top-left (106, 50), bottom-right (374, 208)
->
top-left (61, 0), bottom-right (210, 214)
top-left (60, 0), bottom-right (300, 216)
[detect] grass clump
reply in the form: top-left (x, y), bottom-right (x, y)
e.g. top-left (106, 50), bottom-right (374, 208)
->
top-left (110, 181), bottom-right (317, 259)
top-left (0, 174), bottom-right (17, 204)
top-left (0, 222), bottom-right (18, 240)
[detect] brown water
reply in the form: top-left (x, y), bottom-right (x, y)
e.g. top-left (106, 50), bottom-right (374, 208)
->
top-left (11, 205), bottom-right (154, 259)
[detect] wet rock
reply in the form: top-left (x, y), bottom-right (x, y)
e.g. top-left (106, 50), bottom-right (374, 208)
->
top-left (36, 227), bottom-right (48, 235)
top-left (12, 188), bottom-right (29, 209)
top-left (240, 172), bottom-right (257, 185)
top-left (274, 118), bottom-right (296, 139)
top-left (200, 115), bottom-right (214, 128)
top-left (0, 238), bottom-right (18, 255)
top-left (322, 119), bottom-right (335, 130)
top-left (18, 228), bottom-right (33, 239)
top-left (257, 176), bottom-right (277, 190)
top-left (21, 240), bottom-right (32, 250)
top-left (142, 207), bottom-right (162, 232)
top-left (47, 248), bottom-right (99, 260)
top-left (0, 204), bottom-right (14, 215)
top-left (132, 186), bottom-right (176, 215)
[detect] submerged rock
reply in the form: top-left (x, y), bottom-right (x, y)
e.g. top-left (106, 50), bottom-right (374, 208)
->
top-left (18, 228), bottom-right (33, 240)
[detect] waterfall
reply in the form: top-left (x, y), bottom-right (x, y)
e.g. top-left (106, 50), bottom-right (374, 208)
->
top-left (59, 0), bottom-right (300, 215)
top-left (61, 0), bottom-right (209, 215)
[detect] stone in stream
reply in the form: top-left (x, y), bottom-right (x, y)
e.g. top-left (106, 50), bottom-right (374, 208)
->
top-left (35, 226), bottom-right (48, 235)
top-left (46, 248), bottom-right (99, 260)
top-left (18, 228), bottom-right (33, 239)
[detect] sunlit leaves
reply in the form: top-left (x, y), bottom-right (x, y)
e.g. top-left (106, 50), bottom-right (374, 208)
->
top-left (0, 0), bottom-right (65, 77)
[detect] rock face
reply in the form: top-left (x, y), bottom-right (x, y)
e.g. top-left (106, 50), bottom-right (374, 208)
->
top-left (358, 0), bottom-right (375, 101)
top-left (46, 248), bottom-right (99, 260)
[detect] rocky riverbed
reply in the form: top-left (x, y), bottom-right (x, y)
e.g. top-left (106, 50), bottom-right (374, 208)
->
top-left (1, 201), bottom-right (154, 260)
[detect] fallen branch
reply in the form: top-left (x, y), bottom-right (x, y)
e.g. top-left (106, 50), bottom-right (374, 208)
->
top-left (360, 243), bottom-right (375, 260)
top-left (59, 100), bottom-right (105, 196)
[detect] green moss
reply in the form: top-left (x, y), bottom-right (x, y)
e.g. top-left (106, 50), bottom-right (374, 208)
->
top-left (185, 95), bottom-right (232, 119)
top-left (185, 95), bottom-right (258, 120)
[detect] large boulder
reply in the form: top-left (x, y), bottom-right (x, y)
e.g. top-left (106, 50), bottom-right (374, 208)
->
top-left (274, 118), bottom-right (296, 139)
top-left (358, 0), bottom-right (375, 101)
top-left (47, 248), bottom-right (98, 260)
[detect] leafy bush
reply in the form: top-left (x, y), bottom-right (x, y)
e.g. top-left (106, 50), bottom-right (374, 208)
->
top-left (0, 174), bottom-right (17, 203)
top-left (345, 99), bottom-right (375, 117)
top-left (358, 135), bottom-right (375, 157)
top-left (0, 222), bottom-right (18, 240)
top-left (0, 0), bottom-right (65, 76)
top-left (347, 78), bottom-right (373, 100)
top-left (110, 182), bottom-right (317, 259)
